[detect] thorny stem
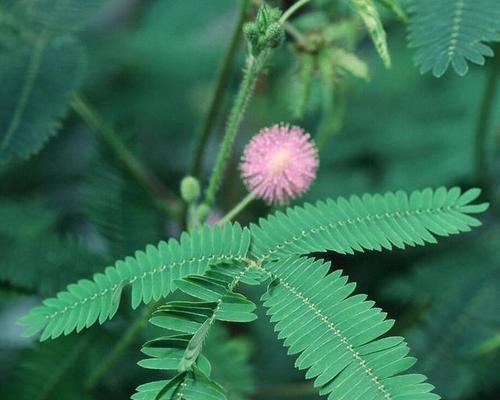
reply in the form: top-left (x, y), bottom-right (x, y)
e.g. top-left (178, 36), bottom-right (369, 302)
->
top-left (218, 192), bottom-right (256, 224)
top-left (190, 0), bottom-right (250, 177)
top-left (72, 95), bottom-right (181, 217)
top-left (204, 52), bottom-right (267, 208)
top-left (475, 45), bottom-right (500, 191)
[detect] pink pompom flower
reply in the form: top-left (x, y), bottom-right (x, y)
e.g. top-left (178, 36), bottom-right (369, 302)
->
top-left (240, 124), bottom-right (319, 204)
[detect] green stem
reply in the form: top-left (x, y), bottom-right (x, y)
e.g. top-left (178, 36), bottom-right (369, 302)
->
top-left (72, 95), bottom-right (181, 217)
top-left (218, 192), bottom-right (256, 224)
top-left (204, 52), bottom-right (267, 208)
top-left (279, 0), bottom-right (310, 23)
top-left (475, 46), bottom-right (500, 190)
top-left (85, 301), bottom-right (159, 391)
top-left (190, 0), bottom-right (249, 177)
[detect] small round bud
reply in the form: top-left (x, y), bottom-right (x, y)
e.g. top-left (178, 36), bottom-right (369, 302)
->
top-left (197, 203), bottom-right (211, 222)
top-left (268, 8), bottom-right (283, 23)
top-left (264, 22), bottom-right (284, 49)
top-left (243, 22), bottom-right (259, 46)
top-left (180, 176), bottom-right (200, 203)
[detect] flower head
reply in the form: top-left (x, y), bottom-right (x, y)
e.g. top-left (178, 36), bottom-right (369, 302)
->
top-left (240, 124), bottom-right (318, 204)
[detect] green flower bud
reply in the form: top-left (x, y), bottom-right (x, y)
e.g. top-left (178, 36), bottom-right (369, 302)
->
top-left (256, 4), bottom-right (270, 30)
top-left (264, 22), bottom-right (284, 49)
top-left (243, 22), bottom-right (259, 47)
top-left (197, 203), bottom-right (211, 222)
top-left (180, 176), bottom-right (200, 203)
top-left (268, 7), bottom-right (283, 23)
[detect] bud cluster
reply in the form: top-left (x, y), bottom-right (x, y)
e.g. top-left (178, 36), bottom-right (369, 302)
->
top-left (243, 4), bottom-right (284, 56)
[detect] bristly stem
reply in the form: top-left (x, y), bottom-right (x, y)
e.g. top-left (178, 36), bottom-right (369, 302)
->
top-left (204, 52), bottom-right (267, 208)
top-left (72, 95), bottom-right (181, 217)
top-left (218, 192), bottom-right (256, 224)
top-left (475, 45), bottom-right (500, 190)
top-left (190, 0), bottom-right (250, 177)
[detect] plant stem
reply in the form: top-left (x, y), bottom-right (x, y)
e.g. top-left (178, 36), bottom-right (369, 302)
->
top-left (475, 46), bottom-right (500, 190)
top-left (84, 301), bottom-right (159, 391)
top-left (190, 0), bottom-right (249, 177)
top-left (204, 53), bottom-right (266, 208)
top-left (72, 95), bottom-right (181, 217)
top-left (218, 192), bottom-right (256, 224)
top-left (279, 0), bottom-right (310, 23)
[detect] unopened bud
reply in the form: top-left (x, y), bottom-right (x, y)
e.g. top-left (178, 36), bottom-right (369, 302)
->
top-left (265, 22), bottom-right (284, 48)
top-left (180, 176), bottom-right (200, 203)
top-left (197, 203), bottom-right (211, 222)
top-left (243, 22), bottom-right (259, 46)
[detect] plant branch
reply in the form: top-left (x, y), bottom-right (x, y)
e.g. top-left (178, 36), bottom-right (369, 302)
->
top-left (72, 95), bottom-right (181, 217)
top-left (203, 53), bottom-right (267, 208)
top-left (190, 0), bottom-right (249, 177)
top-left (475, 45), bottom-right (500, 190)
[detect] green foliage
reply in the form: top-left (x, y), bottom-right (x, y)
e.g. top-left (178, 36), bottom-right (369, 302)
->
top-left (7, 333), bottom-right (94, 400)
top-left (203, 326), bottom-right (256, 400)
top-left (0, 199), bottom-right (103, 296)
top-left (19, 223), bottom-right (251, 340)
top-left (407, 0), bottom-right (500, 77)
top-left (349, 0), bottom-right (391, 67)
top-left (0, 36), bottom-right (84, 163)
top-left (384, 238), bottom-right (500, 398)
top-left (250, 187), bottom-right (487, 260)
top-left (18, 186), bottom-right (488, 399)
top-left (261, 256), bottom-right (438, 400)
top-left (376, 0), bottom-right (408, 21)
top-left (81, 158), bottom-right (161, 259)
top-left (134, 268), bottom-right (257, 399)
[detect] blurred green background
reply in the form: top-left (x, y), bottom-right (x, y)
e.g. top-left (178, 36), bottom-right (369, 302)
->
top-left (1, 1), bottom-right (499, 399)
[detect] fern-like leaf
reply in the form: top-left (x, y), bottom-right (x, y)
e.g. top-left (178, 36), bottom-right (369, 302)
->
top-left (376, 0), bottom-right (407, 21)
top-left (349, 0), bottom-right (392, 67)
top-left (260, 256), bottom-right (439, 400)
top-left (250, 187), bottom-right (487, 261)
top-left (0, 36), bottom-right (83, 163)
top-left (385, 239), bottom-right (500, 398)
top-left (407, 0), bottom-right (500, 77)
top-left (19, 223), bottom-right (251, 340)
top-left (132, 369), bottom-right (227, 400)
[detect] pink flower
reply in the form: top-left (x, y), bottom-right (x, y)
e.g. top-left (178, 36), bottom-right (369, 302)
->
top-left (240, 124), bottom-right (318, 204)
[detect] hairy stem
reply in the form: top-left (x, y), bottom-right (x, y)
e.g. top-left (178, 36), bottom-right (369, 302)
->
top-left (72, 95), bottom-right (181, 217)
top-left (190, 0), bottom-right (249, 177)
top-left (204, 53), bottom-right (267, 208)
top-left (475, 46), bottom-right (500, 190)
